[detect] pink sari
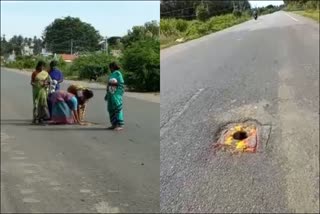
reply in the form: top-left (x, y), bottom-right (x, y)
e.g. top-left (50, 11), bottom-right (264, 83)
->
top-left (49, 91), bottom-right (76, 124)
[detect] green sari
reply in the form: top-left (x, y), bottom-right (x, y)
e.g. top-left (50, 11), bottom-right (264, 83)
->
top-left (33, 70), bottom-right (50, 121)
top-left (105, 70), bottom-right (124, 127)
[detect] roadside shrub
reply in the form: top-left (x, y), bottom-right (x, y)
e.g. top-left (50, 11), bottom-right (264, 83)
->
top-left (121, 38), bottom-right (159, 92)
top-left (233, 9), bottom-right (242, 17)
top-left (175, 19), bottom-right (190, 32)
top-left (244, 10), bottom-right (252, 17)
top-left (22, 58), bottom-right (36, 69)
top-left (5, 56), bottom-right (36, 70)
top-left (304, 1), bottom-right (319, 10)
top-left (286, 3), bottom-right (304, 11)
top-left (96, 73), bottom-right (109, 84)
top-left (197, 22), bottom-right (211, 34)
top-left (160, 19), bottom-right (179, 36)
top-left (79, 65), bottom-right (108, 80)
top-left (185, 20), bottom-right (202, 36)
top-left (70, 52), bottom-right (114, 80)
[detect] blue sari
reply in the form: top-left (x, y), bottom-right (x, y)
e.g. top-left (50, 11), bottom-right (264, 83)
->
top-left (49, 68), bottom-right (63, 91)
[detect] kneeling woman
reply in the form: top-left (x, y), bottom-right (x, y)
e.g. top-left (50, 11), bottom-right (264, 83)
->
top-left (49, 90), bottom-right (82, 125)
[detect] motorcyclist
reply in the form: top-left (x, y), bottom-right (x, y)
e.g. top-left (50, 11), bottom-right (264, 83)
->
top-left (253, 10), bottom-right (258, 19)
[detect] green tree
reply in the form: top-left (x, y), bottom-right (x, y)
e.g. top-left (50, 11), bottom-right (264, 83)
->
top-left (70, 52), bottom-right (113, 78)
top-left (43, 16), bottom-right (102, 54)
top-left (8, 35), bottom-right (24, 56)
top-left (160, 0), bottom-right (250, 20)
top-left (33, 36), bottom-right (43, 55)
top-left (144, 20), bottom-right (160, 37)
top-left (122, 21), bottom-right (159, 47)
top-left (196, 3), bottom-right (209, 21)
top-left (1, 35), bottom-right (8, 56)
top-left (107, 36), bottom-right (124, 50)
top-left (107, 37), bottom-right (122, 46)
top-left (121, 38), bottom-right (160, 92)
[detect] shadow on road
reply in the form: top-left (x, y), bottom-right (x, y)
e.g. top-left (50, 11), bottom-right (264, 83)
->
top-left (0, 119), bottom-right (33, 126)
top-left (1, 120), bottom-right (107, 131)
top-left (30, 127), bottom-right (109, 131)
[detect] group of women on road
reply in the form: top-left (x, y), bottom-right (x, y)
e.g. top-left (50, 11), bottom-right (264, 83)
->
top-left (31, 60), bottom-right (125, 131)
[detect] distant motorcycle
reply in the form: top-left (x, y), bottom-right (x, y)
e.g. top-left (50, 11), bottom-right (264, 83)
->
top-left (253, 11), bottom-right (258, 20)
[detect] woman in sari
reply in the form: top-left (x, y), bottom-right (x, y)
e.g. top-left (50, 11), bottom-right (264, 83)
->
top-left (104, 62), bottom-right (125, 131)
top-left (47, 60), bottom-right (64, 118)
top-left (49, 90), bottom-right (82, 125)
top-left (31, 61), bottom-right (51, 124)
top-left (48, 60), bottom-right (64, 91)
top-left (67, 84), bottom-right (94, 122)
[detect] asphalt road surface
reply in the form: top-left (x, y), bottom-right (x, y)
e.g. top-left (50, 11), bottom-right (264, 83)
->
top-left (1, 68), bottom-right (159, 213)
top-left (160, 11), bottom-right (319, 213)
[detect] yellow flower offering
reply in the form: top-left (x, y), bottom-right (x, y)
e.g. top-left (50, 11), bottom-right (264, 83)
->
top-left (234, 125), bottom-right (243, 131)
top-left (224, 136), bottom-right (233, 145)
top-left (236, 141), bottom-right (247, 150)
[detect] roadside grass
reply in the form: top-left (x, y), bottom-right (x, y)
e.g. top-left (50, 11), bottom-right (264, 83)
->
top-left (160, 13), bottom-right (251, 49)
top-left (293, 10), bottom-right (320, 22)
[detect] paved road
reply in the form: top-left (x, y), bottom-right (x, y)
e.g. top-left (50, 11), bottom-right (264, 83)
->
top-left (1, 68), bottom-right (159, 213)
top-left (160, 11), bottom-right (319, 213)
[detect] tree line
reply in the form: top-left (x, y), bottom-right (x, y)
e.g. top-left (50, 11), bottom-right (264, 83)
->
top-left (161, 0), bottom-right (251, 20)
top-left (1, 35), bottom-right (43, 57)
top-left (283, 0), bottom-right (319, 10)
top-left (1, 17), bottom-right (159, 57)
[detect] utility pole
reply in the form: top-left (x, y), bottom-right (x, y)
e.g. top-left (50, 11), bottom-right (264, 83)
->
top-left (105, 36), bottom-right (108, 55)
top-left (70, 39), bottom-right (73, 55)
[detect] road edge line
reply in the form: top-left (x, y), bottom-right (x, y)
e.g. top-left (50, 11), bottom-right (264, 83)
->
top-left (284, 13), bottom-right (299, 22)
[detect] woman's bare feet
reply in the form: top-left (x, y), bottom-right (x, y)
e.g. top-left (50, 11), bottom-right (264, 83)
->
top-left (114, 126), bottom-right (124, 131)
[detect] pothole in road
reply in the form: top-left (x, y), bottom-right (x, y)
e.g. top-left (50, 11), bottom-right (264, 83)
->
top-left (213, 119), bottom-right (271, 154)
top-left (232, 131), bottom-right (248, 140)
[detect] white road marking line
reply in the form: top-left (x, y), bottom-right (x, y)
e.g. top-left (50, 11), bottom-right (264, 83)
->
top-left (20, 189), bottom-right (35, 194)
top-left (23, 169), bottom-right (35, 174)
top-left (80, 189), bottom-right (91, 193)
top-left (11, 157), bottom-right (27, 160)
top-left (160, 88), bottom-right (205, 137)
top-left (13, 150), bottom-right (25, 155)
top-left (94, 201), bottom-right (120, 213)
top-left (22, 197), bottom-right (40, 203)
top-left (52, 187), bottom-right (62, 191)
top-left (49, 181), bottom-right (60, 186)
top-left (107, 189), bottom-right (120, 193)
top-left (285, 13), bottom-right (299, 22)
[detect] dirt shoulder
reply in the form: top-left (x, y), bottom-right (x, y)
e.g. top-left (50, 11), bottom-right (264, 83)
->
top-left (2, 67), bottom-right (160, 104)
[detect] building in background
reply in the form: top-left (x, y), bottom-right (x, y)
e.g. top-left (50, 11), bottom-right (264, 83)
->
top-left (7, 50), bottom-right (16, 62)
top-left (60, 54), bottom-right (78, 63)
top-left (21, 42), bottom-right (34, 56)
top-left (41, 48), bottom-right (53, 57)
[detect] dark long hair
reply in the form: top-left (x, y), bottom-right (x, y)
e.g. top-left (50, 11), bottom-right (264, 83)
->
top-left (50, 60), bottom-right (58, 69)
top-left (109, 62), bottom-right (120, 72)
top-left (36, 60), bottom-right (46, 71)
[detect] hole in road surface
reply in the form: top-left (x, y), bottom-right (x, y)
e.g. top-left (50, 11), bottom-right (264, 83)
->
top-left (232, 131), bottom-right (248, 140)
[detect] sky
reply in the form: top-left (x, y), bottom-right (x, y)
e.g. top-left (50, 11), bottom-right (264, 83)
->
top-left (249, 0), bottom-right (284, 8)
top-left (1, 0), bottom-right (160, 40)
